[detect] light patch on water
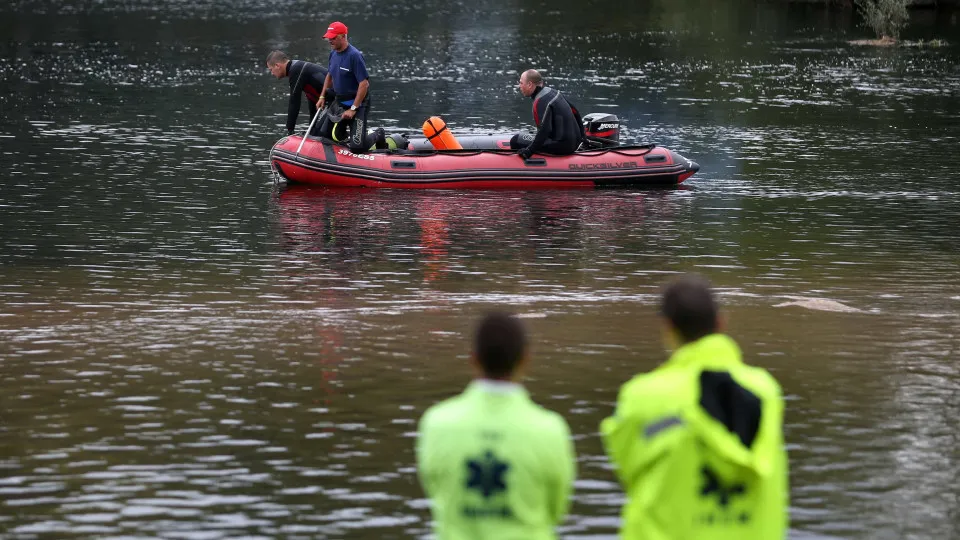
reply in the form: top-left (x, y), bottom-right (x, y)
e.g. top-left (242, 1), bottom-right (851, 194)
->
top-left (774, 296), bottom-right (863, 313)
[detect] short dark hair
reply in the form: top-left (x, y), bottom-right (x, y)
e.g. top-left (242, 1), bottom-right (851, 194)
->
top-left (660, 274), bottom-right (719, 343)
top-left (474, 311), bottom-right (527, 379)
top-left (266, 50), bottom-right (289, 67)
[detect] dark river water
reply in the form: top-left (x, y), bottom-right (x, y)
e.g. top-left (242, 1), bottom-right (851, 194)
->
top-left (2, 1), bottom-right (959, 538)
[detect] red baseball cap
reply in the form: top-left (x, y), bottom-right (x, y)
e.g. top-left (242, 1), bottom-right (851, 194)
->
top-left (323, 21), bottom-right (348, 39)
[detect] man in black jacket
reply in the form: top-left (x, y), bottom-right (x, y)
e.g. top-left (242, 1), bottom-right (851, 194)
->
top-left (513, 69), bottom-right (584, 159)
top-left (266, 50), bottom-right (328, 135)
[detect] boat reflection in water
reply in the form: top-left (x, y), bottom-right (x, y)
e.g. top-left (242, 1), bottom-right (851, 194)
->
top-left (270, 184), bottom-right (691, 287)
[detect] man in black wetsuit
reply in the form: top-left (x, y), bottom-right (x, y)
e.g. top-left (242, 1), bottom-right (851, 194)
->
top-left (513, 69), bottom-right (585, 159)
top-left (266, 50), bottom-right (328, 135)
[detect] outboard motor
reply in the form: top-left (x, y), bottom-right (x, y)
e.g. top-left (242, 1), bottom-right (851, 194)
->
top-left (582, 113), bottom-right (620, 147)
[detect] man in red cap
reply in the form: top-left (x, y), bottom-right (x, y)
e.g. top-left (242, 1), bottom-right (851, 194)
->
top-left (316, 21), bottom-right (374, 153)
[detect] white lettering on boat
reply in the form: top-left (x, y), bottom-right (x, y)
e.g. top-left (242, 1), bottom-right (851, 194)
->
top-left (337, 149), bottom-right (376, 161)
top-left (598, 123), bottom-right (619, 129)
top-left (569, 161), bottom-right (638, 170)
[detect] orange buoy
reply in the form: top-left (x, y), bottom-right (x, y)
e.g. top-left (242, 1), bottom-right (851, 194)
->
top-left (422, 116), bottom-right (462, 150)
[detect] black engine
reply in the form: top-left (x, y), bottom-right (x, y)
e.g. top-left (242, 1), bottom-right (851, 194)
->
top-left (582, 113), bottom-right (620, 147)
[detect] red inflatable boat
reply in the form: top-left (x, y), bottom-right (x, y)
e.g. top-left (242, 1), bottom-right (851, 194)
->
top-left (268, 114), bottom-right (700, 189)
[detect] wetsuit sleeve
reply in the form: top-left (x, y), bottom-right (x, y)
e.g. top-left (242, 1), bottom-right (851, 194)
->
top-left (528, 106), bottom-right (553, 155)
top-left (548, 418), bottom-right (576, 525)
top-left (287, 66), bottom-right (305, 133)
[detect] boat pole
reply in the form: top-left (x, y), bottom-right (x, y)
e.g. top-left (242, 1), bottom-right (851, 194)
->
top-left (296, 102), bottom-right (327, 157)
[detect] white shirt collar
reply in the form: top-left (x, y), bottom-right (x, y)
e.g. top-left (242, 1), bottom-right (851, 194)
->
top-left (473, 379), bottom-right (524, 393)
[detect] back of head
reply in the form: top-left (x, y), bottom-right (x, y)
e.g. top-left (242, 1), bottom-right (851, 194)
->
top-left (523, 69), bottom-right (543, 86)
top-left (266, 50), bottom-right (289, 67)
top-left (660, 274), bottom-right (719, 343)
top-left (474, 311), bottom-right (526, 379)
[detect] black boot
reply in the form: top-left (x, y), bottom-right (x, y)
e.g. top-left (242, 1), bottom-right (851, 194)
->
top-left (366, 127), bottom-right (388, 150)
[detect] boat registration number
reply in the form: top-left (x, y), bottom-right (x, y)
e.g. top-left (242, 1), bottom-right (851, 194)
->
top-left (338, 149), bottom-right (376, 161)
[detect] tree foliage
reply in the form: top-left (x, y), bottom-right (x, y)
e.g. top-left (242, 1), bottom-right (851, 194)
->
top-left (855, 0), bottom-right (909, 40)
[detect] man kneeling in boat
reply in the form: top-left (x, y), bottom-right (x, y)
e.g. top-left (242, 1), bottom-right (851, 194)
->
top-left (316, 87), bottom-right (387, 151)
top-left (513, 69), bottom-right (585, 159)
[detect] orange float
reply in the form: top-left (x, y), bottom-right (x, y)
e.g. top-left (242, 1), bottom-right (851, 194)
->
top-left (422, 116), bottom-right (462, 150)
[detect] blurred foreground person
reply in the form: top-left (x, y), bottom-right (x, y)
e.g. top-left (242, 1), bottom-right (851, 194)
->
top-left (601, 274), bottom-right (788, 540)
top-left (416, 311), bottom-right (576, 540)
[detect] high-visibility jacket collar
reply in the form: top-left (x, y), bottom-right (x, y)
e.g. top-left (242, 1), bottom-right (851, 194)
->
top-left (659, 333), bottom-right (744, 373)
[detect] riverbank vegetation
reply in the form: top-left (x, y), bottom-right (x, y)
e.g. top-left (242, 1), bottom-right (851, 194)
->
top-left (855, 0), bottom-right (910, 41)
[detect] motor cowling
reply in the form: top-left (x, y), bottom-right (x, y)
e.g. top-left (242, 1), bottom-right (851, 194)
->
top-left (582, 113), bottom-right (620, 147)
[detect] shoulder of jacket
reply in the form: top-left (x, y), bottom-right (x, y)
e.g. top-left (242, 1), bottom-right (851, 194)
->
top-left (538, 405), bottom-right (572, 433)
top-left (501, 404), bottom-right (571, 444)
top-left (618, 369), bottom-right (690, 406)
top-left (736, 364), bottom-right (784, 398)
top-left (627, 367), bottom-right (685, 389)
top-left (419, 393), bottom-right (468, 425)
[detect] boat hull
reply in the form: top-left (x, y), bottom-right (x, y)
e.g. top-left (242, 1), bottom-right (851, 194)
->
top-left (269, 135), bottom-right (699, 189)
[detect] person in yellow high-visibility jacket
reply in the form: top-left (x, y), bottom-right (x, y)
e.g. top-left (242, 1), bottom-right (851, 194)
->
top-left (417, 312), bottom-right (576, 540)
top-left (601, 274), bottom-right (788, 540)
